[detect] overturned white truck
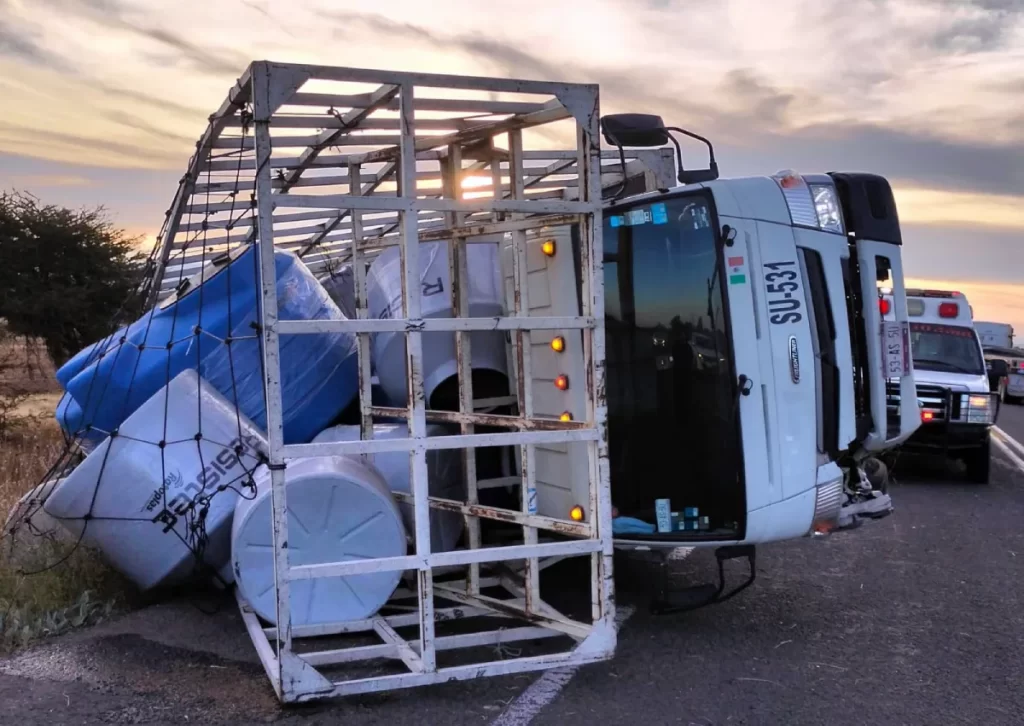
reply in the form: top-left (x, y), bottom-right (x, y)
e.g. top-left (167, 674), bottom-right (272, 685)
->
top-left (322, 127), bottom-right (923, 561)
top-left (42, 62), bottom-right (920, 702)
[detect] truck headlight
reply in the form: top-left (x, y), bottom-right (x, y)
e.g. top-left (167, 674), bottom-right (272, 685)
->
top-left (808, 184), bottom-right (844, 234)
top-left (962, 393), bottom-right (996, 424)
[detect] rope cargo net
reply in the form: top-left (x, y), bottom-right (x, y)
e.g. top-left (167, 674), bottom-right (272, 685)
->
top-left (2, 62), bottom-right (673, 702)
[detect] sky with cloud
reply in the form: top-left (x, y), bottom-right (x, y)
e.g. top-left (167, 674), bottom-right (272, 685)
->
top-left (1, 0), bottom-right (1023, 338)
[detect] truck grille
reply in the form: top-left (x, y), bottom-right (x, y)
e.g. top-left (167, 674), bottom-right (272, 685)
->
top-left (887, 382), bottom-right (954, 423)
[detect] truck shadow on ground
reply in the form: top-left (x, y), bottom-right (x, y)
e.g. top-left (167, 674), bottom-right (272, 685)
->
top-left (887, 451), bottom-right (981, 487)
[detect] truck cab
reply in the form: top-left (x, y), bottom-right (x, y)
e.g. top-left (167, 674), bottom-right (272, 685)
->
top-left (518, 160), bottom-right (920, 549)
top-left (881, 289), bottom-right (998, 482)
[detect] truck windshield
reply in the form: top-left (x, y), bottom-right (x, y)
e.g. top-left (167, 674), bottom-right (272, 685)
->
top-left (602, 193), bottom-right (743, 537)
top-left (909, 323), bottom-right (985, 375)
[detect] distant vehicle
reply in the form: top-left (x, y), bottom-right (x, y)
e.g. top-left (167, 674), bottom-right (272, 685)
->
top-left (975, 321), bottom-right (1014, 349)
top-left (982, 345), bottom-right (1024, 405)
top-left (882, 289), bottom-right (999, 483)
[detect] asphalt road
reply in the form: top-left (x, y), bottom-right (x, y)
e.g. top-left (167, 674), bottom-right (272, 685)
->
top-left (3, 445), bottom-right (1024, 726)
top-left (997, 399), bottom-right (1024, 444)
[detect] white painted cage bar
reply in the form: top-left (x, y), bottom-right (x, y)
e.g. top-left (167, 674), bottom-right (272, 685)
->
top-left (143, 60), bottom-right (674, 703)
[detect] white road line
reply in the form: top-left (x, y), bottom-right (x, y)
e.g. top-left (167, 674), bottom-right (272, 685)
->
top-left (490, 545), bottom-right (692, 725)
top-left (489, 604), bottom-right (636, 726)
top-left (994, 426), bottom-right (1024, 457)
top-left (489, 544), bottom-right (696, 720)
top-left (992, 427), bottom-right (1024, 474)
top-left (487, 544), bottom-right (696, 720)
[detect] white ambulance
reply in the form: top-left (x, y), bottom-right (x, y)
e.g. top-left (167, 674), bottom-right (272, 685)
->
top-left (882, 288), bottom-right (998, 482)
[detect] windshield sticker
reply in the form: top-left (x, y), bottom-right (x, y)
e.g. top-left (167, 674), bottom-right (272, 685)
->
top-left (608, 202), bottom-right (669, 229)
top-left (910, 323), bottom-right (976, 338)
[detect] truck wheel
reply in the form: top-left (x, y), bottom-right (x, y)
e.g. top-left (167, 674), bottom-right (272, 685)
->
top-left (965, 438), bottom-right (991, 484)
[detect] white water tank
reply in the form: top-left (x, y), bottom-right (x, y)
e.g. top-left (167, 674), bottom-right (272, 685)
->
top-left (312, 423), bottom-right (465, 553)
top-left (366, 240), bottom-right (509, 408)
top-left (43, 370), bottom-right (266, 591)
top-left (231, 455), bottom-right (406, 626)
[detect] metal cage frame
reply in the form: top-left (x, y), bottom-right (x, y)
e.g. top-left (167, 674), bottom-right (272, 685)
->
top-left (146, 60), bottom-right (671, 703)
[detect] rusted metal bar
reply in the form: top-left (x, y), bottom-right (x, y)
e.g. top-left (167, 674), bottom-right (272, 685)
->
top-left (433, 585), bottom-right (591, 639)
top-left (349, 161), bottom-right (374, 464)
top-left (396, 81), bottom-right (437, 674)
top-left (507, 128), bottom-right (541, 614)
top-left (287, 537), bottom-right (604, 580)
top-left (250, 60), bottom-right (293, 698)
top-left (369, 405), bottom-right (586, 431)
top-left (441, 142), bottom-right (483, 595)
top-left (390, 492), bottom-right (592, 537)
top-left (283, 427), bottom-right (599, 459)
top-left (577, 94), bottom-right (616, 631)
top-left (275, 316), bottom-right (596, 335)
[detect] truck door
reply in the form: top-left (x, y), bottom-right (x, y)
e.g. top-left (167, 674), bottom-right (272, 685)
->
top-left (828, 173), bottom-right (920, 452)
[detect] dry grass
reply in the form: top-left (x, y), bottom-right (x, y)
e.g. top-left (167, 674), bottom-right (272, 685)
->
top-left (0, 387), bottom-right (130, 653)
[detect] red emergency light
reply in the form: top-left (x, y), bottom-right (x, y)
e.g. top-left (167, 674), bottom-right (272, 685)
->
top-left (879, 298), bottom-right (891, 315)
top-left (922, 411), bottom-right (935, 422)
top-left (938, 302), bottom-right (959, 318)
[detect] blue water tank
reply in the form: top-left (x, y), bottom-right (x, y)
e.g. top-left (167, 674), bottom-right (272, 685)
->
top-left (56, 246), bottom-right (358, 448)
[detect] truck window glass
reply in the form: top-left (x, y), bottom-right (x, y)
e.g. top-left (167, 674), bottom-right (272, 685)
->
top-left (842, 257), bottom-right (872, 439)
top-left (909, 323), bottom-right (985, 375)
top-left (801, 249), bottom-right (839, 457)
top-left (602, 194), bottom-right (743, 536)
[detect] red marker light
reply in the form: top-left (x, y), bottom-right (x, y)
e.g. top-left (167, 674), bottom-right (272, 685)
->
top-left (777, 173), bottom-right (802, 189)
top-left (554, 374), bottom-right (569, 391)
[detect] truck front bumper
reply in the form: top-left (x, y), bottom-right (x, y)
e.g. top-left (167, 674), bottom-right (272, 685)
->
top-left (900, 421), bottom-right (991, 454)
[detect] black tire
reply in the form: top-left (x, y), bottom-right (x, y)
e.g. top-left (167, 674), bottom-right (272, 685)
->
top-left (965, 437), bottom-right (991, 484)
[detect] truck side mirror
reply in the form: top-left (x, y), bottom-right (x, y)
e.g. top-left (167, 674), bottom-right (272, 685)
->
top-left (600, 114), bottom-right (670, 148)
top-left (990, 359), bottom-right (1009, 377)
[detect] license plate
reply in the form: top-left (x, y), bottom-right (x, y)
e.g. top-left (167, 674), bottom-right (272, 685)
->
top-left (881, 321), bottom-right (910, 378)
